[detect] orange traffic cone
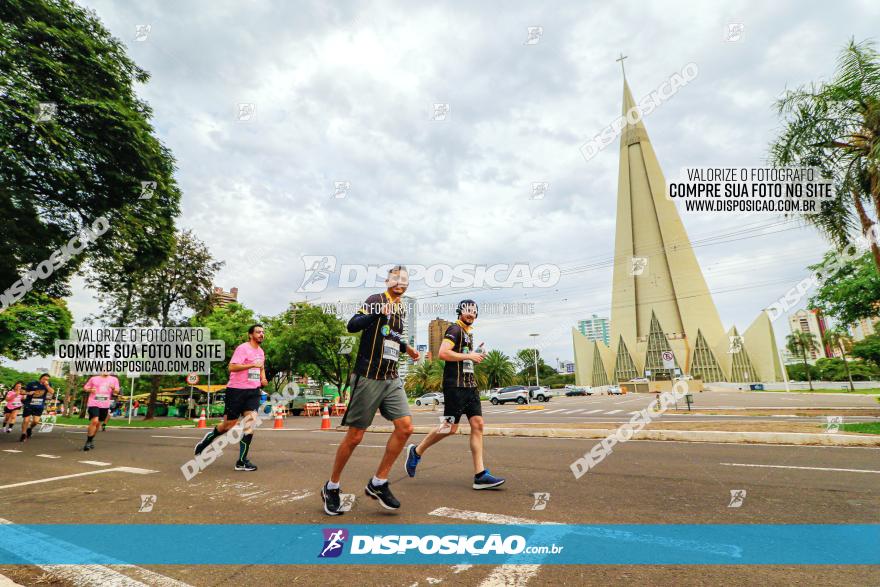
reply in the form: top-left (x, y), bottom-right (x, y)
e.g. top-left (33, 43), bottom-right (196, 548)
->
top-left (320, 405), bottom-right (331, 430)
top-left (274, 405), bottom-right (284, 429)
top-left (197, 408), bottom-right (206, 429)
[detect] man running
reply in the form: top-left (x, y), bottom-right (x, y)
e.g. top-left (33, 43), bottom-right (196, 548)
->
top-left (20, 374), bottom-right (54, 442)
top-left (193, 324), bottom-right (267, 472)
top-left (322, 265), bottom-right (420, 515)
top-left (82, 371), bottom-right (121, 451)
top-left (3, 381), bottom-right (24, 433)
top-left (404, 300), bottom-right (505, 489)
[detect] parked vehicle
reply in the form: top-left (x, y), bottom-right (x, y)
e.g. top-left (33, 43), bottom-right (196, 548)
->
top-left (564, 385), bottom-right (594, 396)
top-left (489, 386), bottom-right (529, 405)
top-left (525, 385), bottom-right (556, 402)
top-left (289, 391), bottom-right (332, 415)
top-left (414, 392), bottom-right (444, 406)
top-left (607, 385), bottom-right (623, 395)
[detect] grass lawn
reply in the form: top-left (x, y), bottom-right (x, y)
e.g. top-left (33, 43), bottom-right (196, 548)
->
top-left (754, 388), bottom-right (880, 394)
top-left (840, 422), bottom-right (880, 435)
top-left (52, 416), bottom-right (222, 428)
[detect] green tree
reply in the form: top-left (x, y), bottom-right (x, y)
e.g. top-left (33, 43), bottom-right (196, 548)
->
top-left (822, 328), bottom-right (855, 390)
top-left (475, 350), bottom-right (516, 390)
top-left (0, 292), bottom-right (72, 359)
top-left (786, 331), bottom-right (819, 390)
top-left (851, 333), bottom-right (880, 368)
top-left (404, 359), bottom-right (444, 396)
top-left (0, 0), bottom-right (181, 295)
top-left (809, 251), bottom-right (880, 325)
top-left (769, 39), bottom-right (880, 270)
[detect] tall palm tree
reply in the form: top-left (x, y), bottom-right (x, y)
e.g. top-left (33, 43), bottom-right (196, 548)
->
top-left (770, 39), bottom-right (880, 272)
top-left (404, 359), bottom-right (444, 395)
top-left (823, 328), bottom-right (856, 391)
top-left (787, 331), bottom-right (819, 391)
top-left (476, 350), bottom-right (516, 390)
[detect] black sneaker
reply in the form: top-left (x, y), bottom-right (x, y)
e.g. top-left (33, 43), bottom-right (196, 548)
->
top-left (83, 443), bottom-right (91, 452)
top-left (322, 482), bottom-right (343, 516)
top-left (194, 431), bottom-right (213, 456)
top-left (365, 480), bottom-right (400, 510)
top-left (234, 459), bottom-right (257, 471)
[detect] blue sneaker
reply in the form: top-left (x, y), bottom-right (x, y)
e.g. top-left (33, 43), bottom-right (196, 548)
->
top-left (404, 443), bottom-right (421, 477)
top-left (473, 469), bottom-right (505, 490)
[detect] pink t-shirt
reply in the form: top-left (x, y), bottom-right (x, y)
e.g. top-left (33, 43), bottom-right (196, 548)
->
top-left (5, 391), bottom-right (22, 409)
top-left (85, 375), bottom-right (120, 408)
top-left (227, 343), bottom-right (265, 389)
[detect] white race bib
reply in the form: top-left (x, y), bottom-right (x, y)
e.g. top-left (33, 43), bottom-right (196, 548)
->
top-left (31, 398), bottom-right (44, 406)
top-left (382, 339), bottom-right (400, 361)
top-left (248, 368), bottom-right (261, 381)
top-left (95, 394), bottom-right (109, 402)
top-left (462, 360), bottom-right (474, 374)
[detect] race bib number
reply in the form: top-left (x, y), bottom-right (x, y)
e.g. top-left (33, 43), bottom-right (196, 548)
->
top-left (248, 368), bottom-right (261, 382)
top-left (31, 398), bottom-right (44, 406)
top-left (382, 339), bottom-right (400, 361)
top-left (462, 360), bottom-right (474, 374)
top-left (95, 394), bottom-right (109, 402)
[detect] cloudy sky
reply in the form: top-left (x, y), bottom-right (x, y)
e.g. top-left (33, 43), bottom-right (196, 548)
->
top-left (11, 0), bottom-right (879, 372)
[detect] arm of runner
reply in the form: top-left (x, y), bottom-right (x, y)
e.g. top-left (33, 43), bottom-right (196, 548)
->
top-left (437, 339), bottom-right (483, 363)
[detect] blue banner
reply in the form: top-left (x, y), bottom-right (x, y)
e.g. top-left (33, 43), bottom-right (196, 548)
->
top-left (0, 524), bottom-right (876, 565)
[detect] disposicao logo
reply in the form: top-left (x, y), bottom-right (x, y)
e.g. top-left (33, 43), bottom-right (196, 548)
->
top-left (319, 528), bottom-right (348, 558)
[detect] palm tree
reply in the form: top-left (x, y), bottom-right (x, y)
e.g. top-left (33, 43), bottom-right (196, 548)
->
top-left (404, 359), bottom-right (444, 396)
top-left (770, 39), bottom-right (880, 272)
top-left (476, 350), bottom-right (516, 390)
top-left (786, 331), bottom-right (819, 390)
top-left (823, 328), bottom-right (856, 391)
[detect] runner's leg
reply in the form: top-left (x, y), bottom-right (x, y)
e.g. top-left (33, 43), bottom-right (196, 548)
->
top-left (415, 422), bottom-right (459, 456)
top-left (330, 427), bottom-right (365, 483)
top-left (468, 415), bottom-right (485, 474)
top-left (375, 415), bottom-right (413, 479)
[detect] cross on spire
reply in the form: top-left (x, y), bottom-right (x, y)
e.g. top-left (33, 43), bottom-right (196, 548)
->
top-left (616, 52), bottom-right (628, 78)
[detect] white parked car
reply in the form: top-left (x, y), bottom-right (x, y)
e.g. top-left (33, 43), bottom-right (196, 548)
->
top-left (607, 385), bottom-right (623, 395)
top-left (414, 392), bottom-right (444, 406)
top-left (489, 386), bottom-right (529, 405)
top-left (526, 386), bottom-right (556, 402)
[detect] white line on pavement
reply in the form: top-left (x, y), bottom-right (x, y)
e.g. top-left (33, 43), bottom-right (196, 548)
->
top-left (720, 462), bottom-right (880, 474)
top-left (543, 410), bottom-right (568, 414)
top-left (35, 454), bottom-right (60, 459)
top-left (330, 443), bottom-right (386, 448)
top-left (152, 435), bottom-right (197, 439)
top-left (0, 467), bottom-right (157, 490)
top-left (78, 461), bottom-right (111, 466)
top-left (584, 409), bottom-right (603, 414)
top-left (2, 450), bottom-right (22, 453)
top-left (606, 410), bottom-right (622, 415)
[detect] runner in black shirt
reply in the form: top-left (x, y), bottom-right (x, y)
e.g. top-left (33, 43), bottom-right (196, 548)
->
top-left (404, 300), bottom-right (505, 489)
top-left (20, 374), bottom-right (54, 443)
top-left (322, 265), bottom-right (421, 515)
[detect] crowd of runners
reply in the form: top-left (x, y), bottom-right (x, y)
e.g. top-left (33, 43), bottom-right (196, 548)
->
top-left (3, 265), bottom-right (506, 514)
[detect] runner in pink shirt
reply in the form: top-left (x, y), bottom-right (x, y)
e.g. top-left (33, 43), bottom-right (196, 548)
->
top-left (194, 324), bottom-right (267, 472)
top-left (82, 371), bottom-right (120, 451)
top-left (3, 381), bottom-right (24, 433)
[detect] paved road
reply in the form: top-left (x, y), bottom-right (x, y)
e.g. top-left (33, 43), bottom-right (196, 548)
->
top-left (0, 424), bottom-right (876, 586)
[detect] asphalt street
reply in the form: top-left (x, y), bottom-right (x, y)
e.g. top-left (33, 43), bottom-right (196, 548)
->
top-left (0, 415), bottom-right (876, 586)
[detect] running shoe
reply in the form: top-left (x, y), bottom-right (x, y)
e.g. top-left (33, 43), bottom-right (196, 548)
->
top-left (365, 480), bottom-right (400, 510)
top-left (403, 443), bottom-right (420, 477)
top-left (321, 482), bottom-right (343, 516)
top-left (234, 459), bottom-right (257, 471)
top-left (193, 431), bottom-right (213, 456)
top-left (473, 469), bottom-right (505, 490)
top-left (83, 443), bottom-right (90, 452)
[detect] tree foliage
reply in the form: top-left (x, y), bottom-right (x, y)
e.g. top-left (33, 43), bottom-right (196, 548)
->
top-left (0, 292), bottom-right (72, 359)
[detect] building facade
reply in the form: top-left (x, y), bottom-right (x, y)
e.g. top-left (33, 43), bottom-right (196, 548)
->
top-left (428, 318), bottom-right (452, 361)
top-left (577, 315), bottom-right (610, 346)
top-left (212, 286), bottom-right (239, 307)
top-left (398, 295), bottom-right (417, 379)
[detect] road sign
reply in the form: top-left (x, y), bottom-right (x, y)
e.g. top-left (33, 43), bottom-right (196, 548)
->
top-left (186, 373), bottom-right (200, 385)
top-left (661, 351), bottom-right (675, 369)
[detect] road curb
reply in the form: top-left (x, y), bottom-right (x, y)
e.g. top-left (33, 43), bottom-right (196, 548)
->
top-left (360, 425), bottom-right (880, 446)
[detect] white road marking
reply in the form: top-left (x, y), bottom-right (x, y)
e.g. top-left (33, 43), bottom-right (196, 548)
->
top-left (0, 517), bottom-right (192, 587)
top-left (430, 508), bottom-right (558, 587)
top-left (36, 454), bottom-right (60, 459)
top-left (584, 409), bottom-right (603, 414)
top-left (720, 462), bottom-right (880, 474)
top-left (2, 450), bottom-right (22, 453)
top-left (562, 409), bottom-right (585, 415)
top-left (0, 466), bottom-right (157, 490)
top-left (152, 435), bottom-right (198, 439)
top-left (330, 443), bottom-right (386, 448)
top-left (78, 460), bottom-right (112, 466)
top-left (606, 410), bottom-right (622, 415)
top-left (543, 409), bottom-right (568, 414)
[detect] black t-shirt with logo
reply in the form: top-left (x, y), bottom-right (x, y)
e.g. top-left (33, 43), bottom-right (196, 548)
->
top-left (348, 292), bottom-right (407, 380)
top-left (442, 321), bottom-right (476, 389)
top-left (23, 381), bottom-right (51, 409)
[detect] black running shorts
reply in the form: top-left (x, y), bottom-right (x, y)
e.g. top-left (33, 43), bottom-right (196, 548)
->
top-left (224, 387), bottom-right (261, 420)
top-left (442, 386), bottom-right (482, 424)
top-left (87, 406), bottom-right (110, 421)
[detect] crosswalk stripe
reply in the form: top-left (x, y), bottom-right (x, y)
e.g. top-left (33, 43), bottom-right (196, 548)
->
top-left (2, 450), bottom-right (22, 453)
top-left (36, 454), bottom-right (60, 459)
top-left (584, 409), bottom-right (603, 414)
top-left (606, 410), bottom-right (622, 415)
top-left (562, 409), bottom-right (585, 414)
top-left (544, 409), bottom-right (568, 414)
